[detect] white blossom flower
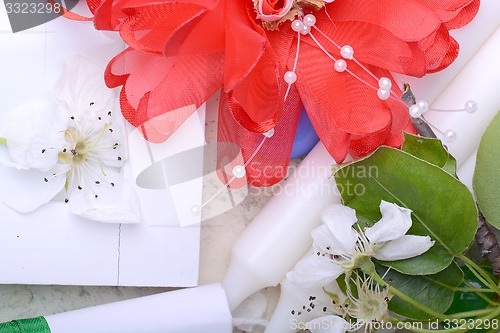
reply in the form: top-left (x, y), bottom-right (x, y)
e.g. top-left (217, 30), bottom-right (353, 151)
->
top-left (287, 201), bottom-right (434, 288)
top-left (0, 56), bottom-right (140, 223)
top-left (345, 272), bottom-right (392, 329)
top-left (305, 315), bottom-right (348, 333)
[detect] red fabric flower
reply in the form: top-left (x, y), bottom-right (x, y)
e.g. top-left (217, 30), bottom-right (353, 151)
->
top-left (84, 0), bottom-right (479, 186)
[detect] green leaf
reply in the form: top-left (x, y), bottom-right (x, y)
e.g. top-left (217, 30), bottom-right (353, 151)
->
top-left (401, 132), bottom-right (457, 176)
top-left (473, 111), bottom-right (500, 229)
top-left (383, 261), bottom-right (464, 320)
top-left (334, 147), bottom-right (477, 275)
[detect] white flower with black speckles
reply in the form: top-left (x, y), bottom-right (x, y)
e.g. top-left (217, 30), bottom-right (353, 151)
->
top-left (287, 201), bottom-right (434, 289)
top-left (345, 272), bottom-right (392, 330)
top-left (0, 56), bottom-right (140, 223)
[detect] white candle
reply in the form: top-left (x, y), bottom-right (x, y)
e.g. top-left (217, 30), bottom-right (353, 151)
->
top-left (222, 142), bottom-right (340, 309)
top-left (222, 142), bottom-right (340, 310)
top-left (456, 150), bottom-right (478, 193)
top-left (43, 284), bottom-right (232, 333)
top-left (424, 26), bottom-right (500, 166)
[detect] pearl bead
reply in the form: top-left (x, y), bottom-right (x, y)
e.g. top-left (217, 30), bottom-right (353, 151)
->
top-left (284, 71), bottom-right (297, 84)
top-left (465, 100), bottom-right (478, 113)
top-left (303, 14), bottom-right (316, 27)
top-left (409, 105), bottom-right (422, 118)
top-left (378, 77), bottom-right (392, 90)
top-left (190, 205), bottom-right (201, 216)
top-left (291, 20), bottom-right (303, 32)
top-left (340, 45), bottom-right (354, 60)
top-left (300, 24), bottom-right (311, 35)
top-left (416, 100), bottom-right (429, 114)
top-left (263, 128), bottom-right (275, 138)
top-left (334, 59), bottom-right (347, 72)
top-left (377, 88), bottom-right (390, 101)
top-left (443, 130), bottom-right (457, 143)
top-left (232, 165), bottom-right (246, 179)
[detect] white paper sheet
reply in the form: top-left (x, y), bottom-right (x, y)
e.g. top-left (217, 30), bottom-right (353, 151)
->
top-left (0, 2), bottom-right (202, 287)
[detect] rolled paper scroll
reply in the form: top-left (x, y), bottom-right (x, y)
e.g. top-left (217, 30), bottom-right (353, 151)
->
top-left (0, 284), bottom-right (232, 333)
top-left (222, 142), bottom-right (341, 310)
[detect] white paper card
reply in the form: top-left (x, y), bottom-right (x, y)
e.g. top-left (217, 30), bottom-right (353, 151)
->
top-left (0, 2), bottom-right (202, 287)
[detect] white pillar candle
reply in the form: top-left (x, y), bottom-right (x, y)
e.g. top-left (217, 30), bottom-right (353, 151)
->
top-left (44, 284), bottom-right (232, 333)
top-left (456, 150), bottom-right (478, 193)
top-left (424, 26), bottom-right (500, 166)
top-left (222, 142), bottom-right (340, 310)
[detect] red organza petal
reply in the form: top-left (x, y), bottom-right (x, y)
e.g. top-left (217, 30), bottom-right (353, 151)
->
top-left (308, 17), bottom-right (428, 76)
top-left (163, 0), bottom-right (225, 58)
top-left (224, 1), bottom-right (267, 91)
top-left (328, 0), bottom-right (441, 42)
top-left (224, 1), bottom-right (282, 132)
top-left (444, 0), bottom-right (480, 29)
top-left (93, 0), bottom-right (121, 30)
top-left (218, 86), bottom-right (302, 187)
top-left (427, 34), bottom-right (460, 73)
top-left (86, 0), bottom-right (103, 14)
top-left (418, 25), bottom-right (452, 71)
top-left (119, 4), bottom-right (208, 54)
top-left (108, 45), bottom-right (223, 142)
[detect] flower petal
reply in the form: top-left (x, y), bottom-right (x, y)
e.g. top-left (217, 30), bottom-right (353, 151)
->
top-left (4, 102), bottom-right (67, 171)
top-left (287, 255), bottom-right (344, 289)
top-left (0, 164), bottom-right (65, 213)
top-left (374, 235), bottom-right (435, 261)
top-left (307, 315), bottom-right (348, 333)
top-left (365, 201), bottom-right (413, 244)
top-left (69, 171), bottom-right (140, 223)
top-left (54, 55), bottom-right (115, 120)
top-left (317, 205), bottom-right (358, 256)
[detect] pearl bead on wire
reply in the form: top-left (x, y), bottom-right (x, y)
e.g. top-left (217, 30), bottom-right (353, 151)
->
top-left (465, 100), bottom-right (478, 113)
top-left (232, 165), bottom-right (246, 179)
top-left (416, 100), bottom-right (429, 113)
top-left (378, 77), bottom-right (392, 90)
top-left (340, 45), bottom-right (354, 60)
top-left (284, 71), bottom-right (297, 84)
top-left (443, 130), bottom-right (457, 143)
top-left (263, 128), bottom-right (275, 138)
top-left (409, 104), bottom-right (422, 118)
top-left (334, 59), bottom-right (347, 72)
top-left (291, 20), bottom-right (303, 32)
top-left (303, 14), bottom-right (316, 27)
top-left (377, 89), bottom-right (390, 101)
top-left (300, 24), bottom-right (311, 35)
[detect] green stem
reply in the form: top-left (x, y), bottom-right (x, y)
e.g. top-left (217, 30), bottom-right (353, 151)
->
top-left (369, 271), bottom-right (450, 320)
top-left (448, 308), bottom-right (496, 319)
top-left (458, 254), bottom-right (500, 293)
top-left (455, 286), bottom-right (494, 293)
top-left (462, 281), bottom-right (498, 306)
top-left (0, 137), bottom-right (6, 145)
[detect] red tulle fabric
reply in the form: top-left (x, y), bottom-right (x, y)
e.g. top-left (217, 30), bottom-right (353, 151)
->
top-left (85, 0), bottom-right (479, 186)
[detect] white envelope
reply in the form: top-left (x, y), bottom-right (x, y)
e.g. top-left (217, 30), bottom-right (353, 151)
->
top-left (0, 2), bottom-right (203, 287)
